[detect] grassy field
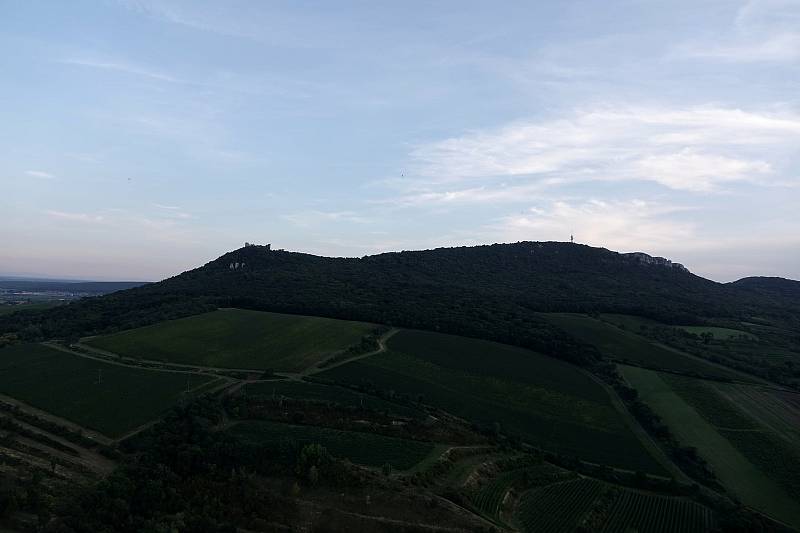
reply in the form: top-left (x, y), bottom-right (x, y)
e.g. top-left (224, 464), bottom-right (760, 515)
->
top-left (661, 374), bottom-right (757, 430)
top-left (321, 329), bottom-right (666, 475)
top-left (228, 419), bottom-right (436, 470)
top-left (543, 313), bottom-right (743, 379)
top-left (620, 365), bottom-right (800, 527)
top-left (243, 380), bottom-right (423, 418)
top-left (714, 384), bottom-right (800, 447)
top-left (601, 314), bottom-right (756, 341)
top-left (86, 309), bottom-right (374, 372)
top-left (664, 377), bottom-right (800, 502)
top-left (0, 343), bottom-right (215, 437)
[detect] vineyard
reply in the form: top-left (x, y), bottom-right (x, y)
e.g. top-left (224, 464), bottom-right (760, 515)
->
top-left (663, 376), bottom-right (800, 504)
top-left (514, 477), bottom-right (714, 533)
top-left (86, 309), bottom-right (374, 371)
top-left (321, 330), bottom-right (666, 474)
top-left (516, 478), bottom-right (603, 533)
top-left (470, 463), bottom-right (575, 524)
top-left (715, 383), bottom-right (800, 447)
top-left (662, 374), bottom-right (757, 429)
top-left (541, 313), bottom-right (741, 379)
top-left (470, 468), bottom-right (528, 522)
top-left (623, 365), bottom-right (800, 528)
top-left (599, 489), bottom-right (715, 533)
top-left (0, 343), bottom-right (216, 437)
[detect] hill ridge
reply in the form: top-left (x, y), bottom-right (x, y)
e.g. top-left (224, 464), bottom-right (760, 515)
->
top-left (1, 241), bottom-right (797, 370)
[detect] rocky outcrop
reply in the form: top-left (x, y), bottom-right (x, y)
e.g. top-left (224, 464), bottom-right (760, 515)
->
top-left (622, 252), bottom-right (688, 272)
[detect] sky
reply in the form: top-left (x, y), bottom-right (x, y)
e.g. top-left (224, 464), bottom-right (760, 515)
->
top-left (1, 0), bottom-right (798, 282)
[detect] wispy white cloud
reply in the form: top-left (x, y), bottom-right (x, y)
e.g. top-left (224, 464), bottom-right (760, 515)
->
top-left (632, 149), bottom-right (771, 192)
top-left (25, 170), bottom-right (55, 179)
top-left (45, 210), bottom-right (104, 223)
top-left (381, 181), bottom-right (559, 207)
top-left (489, 199), bottom-right (694, 252)
top-left (60, 58), bottom-right (181, 83)
top-left (674, 0), bottom-right (800, 63)
top-left (408, 105), bottom-right (800, 197)
top-left (153, 203), bottom-right (181, 210)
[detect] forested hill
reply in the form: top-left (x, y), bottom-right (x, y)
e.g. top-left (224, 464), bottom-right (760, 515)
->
top-left (1, 242), bottom-right (796, 366)
top-left (728, 276), bottom-right (800, 302)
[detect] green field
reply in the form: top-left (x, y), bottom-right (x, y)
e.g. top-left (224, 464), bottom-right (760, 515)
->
top-left (86, 309), bottom-right (374, 372)
top-left (661, 374), bottom-right (757, 430)
top-left (662, 376), bottom-right (800, 502)
top-left (0, 343), bottom-right (215, 437)
top-left (543, 313), bottom-right (743, 379)
top-left (228, 419), bottom-right (435, 470)
top-left (714, 384), bottom-right (800, 447)
top-left (601, 314), bottom-right (756, 341)
top-left (620, 365), bottom-right (800, 527)
top-left (321, 329), bottom-right (666, 474)
top-left (243, 380), bottom-right (423, 418)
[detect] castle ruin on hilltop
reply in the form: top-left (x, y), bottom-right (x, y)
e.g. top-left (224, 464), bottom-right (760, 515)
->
top-left (229, 242), bottom-right (271, 270)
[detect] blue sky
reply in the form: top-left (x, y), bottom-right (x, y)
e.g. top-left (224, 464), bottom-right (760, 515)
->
top-left (1, 0), bottom-right (798, 281)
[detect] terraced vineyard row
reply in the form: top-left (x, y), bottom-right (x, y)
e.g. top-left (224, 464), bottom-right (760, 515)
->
top-left (0, 404), bottom-right (115, 531)
top-left (517, 478), bottom-right (603, 533)
top-left (516, 476), bottom-right (714, 533)
top-left (471, 468), bottom-right (528, 520)
top-left (600, 489), bottom-right (714, 533)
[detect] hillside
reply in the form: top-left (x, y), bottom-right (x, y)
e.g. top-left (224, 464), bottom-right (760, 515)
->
top-left (2, 243), bottom-right (799, 531)
top-left (1, 242), bottom-right (797, 367)
top-left (729, 276), bottom-right (800, 302)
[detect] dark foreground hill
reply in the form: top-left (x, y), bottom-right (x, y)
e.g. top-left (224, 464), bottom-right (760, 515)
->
top-left (2, 241), bottom-right (797, 367)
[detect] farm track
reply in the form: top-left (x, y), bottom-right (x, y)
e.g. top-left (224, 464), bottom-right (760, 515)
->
top-left (278, 327), bottom-right (400, 380)
top-left (0, 393), bottom-right (112, 446)
top-left (0, 407), bottom-right (116, 480)
top-left (66, 342), bottom-right (264, 377)
top-left (715, 384), bottom-right (800, 447)
top-left (621, 366), bottom-right (800, 529)
top-left (114, 377), bottom-right (236, 442)
top-left (17, 344), bottom-right (237, 443)
top-left (60, 328), bottom-right (399, 383)
top-left (14, 329), bottom-right (396, 445)
top-left (647, 340), bottom-right (772, 386)
top-left (583, 367), bottom-right (690, 484)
